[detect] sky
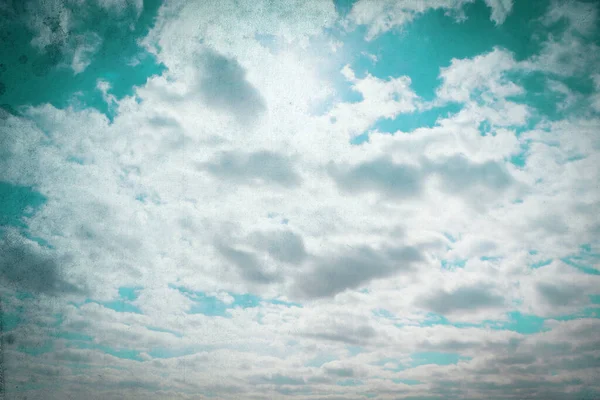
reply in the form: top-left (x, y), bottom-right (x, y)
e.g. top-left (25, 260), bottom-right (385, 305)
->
top-left (0, 0), bottom-right (599, 399)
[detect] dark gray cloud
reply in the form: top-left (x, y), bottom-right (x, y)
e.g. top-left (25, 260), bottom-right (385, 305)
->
top-left (147, 116), bottom-right (180, 128)
top-left (494, 353), bottom-right (537, 366)
top-left (307, 376), bottom-right (334, 384)
top-left (293, 245), bottom-right (422, 299)
top-left (0, 233), bottom-right (81, 295)
top-left (201, 150), bottom-right (302, 187)
top-left (248, 229), bottom-right (307, 264)
top-left (328, 155), bottom-right (513, 199)
top-left (328, 157), bottom-right (422, 198)
top-left (215, 242), bottom-right (280, 284)
top-left (428, 155), bottom-right (513, 194)
top-left (198, 49), bottom-right (266, 124)
top-left (305, 324), bottom-right (377, 346)
top-left (536, 282), bottom-right (588, 307)
top-left (324, 366), bottom-right (355, 378)
top-left (416, 285), bottom-right (505, 315)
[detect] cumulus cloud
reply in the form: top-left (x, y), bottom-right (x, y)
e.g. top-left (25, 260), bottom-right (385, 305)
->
top-left (484, 0), bottom-right (513, 25)
top-left (301, 314), bottom-right (379, 346)
top-left (328, 157), bottom-right (423, 198)
top-left (415, 284), bottom-right (505, 315)
top-left (215, 241), bottom-right (282, 285)
top-left (247, 229), bottom-right (307, 265)
top-left (293, 245), bottom-right (422, 299)
top-left (536, 282), bottom-right (588, 308)
top-left (197, 49), bottom-right (267, 125)
top-left (71, 32), bottom-right (102, 75)
top-left (347, 0), bottom-right (474, 40)
top-left (330, 66), bottom-right (419, 137)
top-left (347, 0), bottom-right (515, 39)
top-left (436, 47), bottom-right (522, 104)
top-left (328, 154), bottom-right (514, 205)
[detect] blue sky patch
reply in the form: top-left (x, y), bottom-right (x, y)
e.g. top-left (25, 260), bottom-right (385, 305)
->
top-left (409, 352), bottom-right (470, 367)
top-left (0, 0), bottom-right (166, 120)
top-left (70, 341), bottom-right (143, 361)
top-left (441, 258), bottom-right (467, 269)
top-left (172, 285), bottom-right (300, 317)
top-left (0, 182), bottom-right (46, 229)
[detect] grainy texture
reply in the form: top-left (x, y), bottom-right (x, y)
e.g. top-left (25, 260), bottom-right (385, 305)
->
top-left (1, 0), bottom-right (599, 399)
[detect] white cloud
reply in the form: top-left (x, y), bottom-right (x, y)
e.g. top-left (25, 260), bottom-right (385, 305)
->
top-left (484, 0), bottom-right (513, 25)
top-left (347, 0), bottom-right (514, 40)
top-left (543, 0), bottom-right (599, 37)
top-left (347, 0), bottom-right (474, 40)
top-left (142, 0), bottom-right (337, 72)
top-left (71, 32), bottom-right (103, 74)
top-left (436, 47), bottom-right (522, 104)
top-left (522, 32), bottom-right (599, 76)
top-left (547, 79), bottom-right (579, 111)
top-left (329, 65), bottom-right (419, 138)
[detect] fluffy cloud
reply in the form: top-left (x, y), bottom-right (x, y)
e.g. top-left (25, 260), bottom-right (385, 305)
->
top-left (415, 283), bottom-right (506, 316)
top-left (196, 49), bottom-right (267, 125)
top-left (293, 244), bottom-right (422, 299)
top-left (70, 32), bottom-right (103, 74)
top-left (347, 0), bottom-right (474, 40)
top-left (436, 47), bottom-right (522, 104)
top-left (347, 0), bottom-right (514, 39)
top-left (484, 0), bottom-right (513, 25)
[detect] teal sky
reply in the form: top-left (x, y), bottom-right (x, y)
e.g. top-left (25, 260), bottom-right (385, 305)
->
top-left (1, 0), bottom-right (600, 399)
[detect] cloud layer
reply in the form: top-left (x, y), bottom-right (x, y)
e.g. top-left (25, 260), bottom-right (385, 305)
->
top-left (1, 0), bottom-right (599, 399)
